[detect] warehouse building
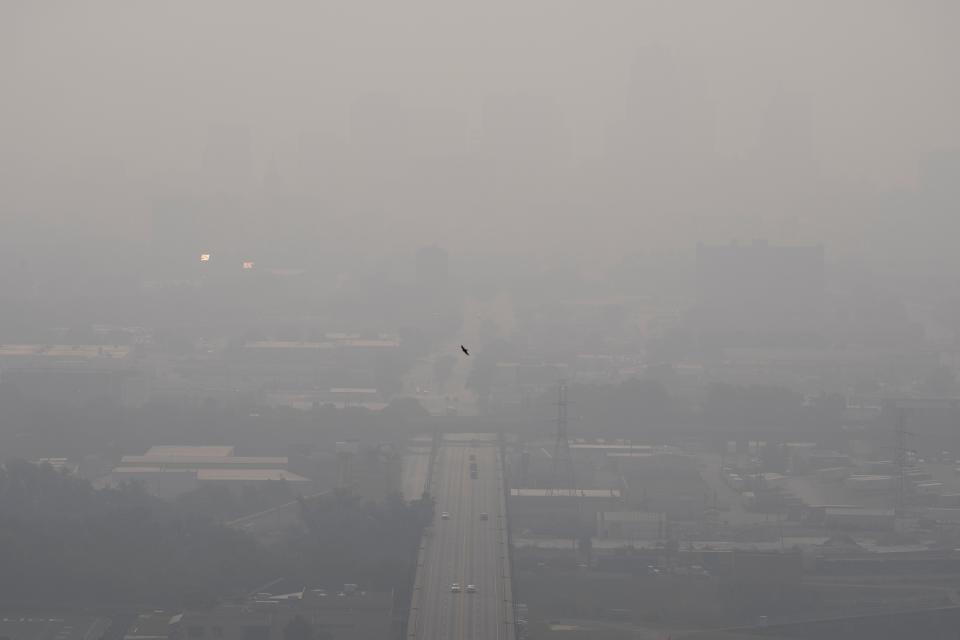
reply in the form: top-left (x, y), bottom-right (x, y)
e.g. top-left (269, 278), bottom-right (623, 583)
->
top-left (509, 488), bottom-right (622, 535)
top-left (109, 445), bottom-right (310, 499)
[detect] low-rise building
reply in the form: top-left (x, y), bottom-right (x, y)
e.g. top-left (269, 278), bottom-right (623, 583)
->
top-left (108, 446), bottom-right (309, 499)
top-left (510, 489), bottom-right (622, 535)
top-left (596, 511), bottom-right (665, 539)
top-left (791, 448), bottom-right (851, 473)
top-left (169, 587), bottom-right (393, 640)
top-left (823, 507), bottom-right (896, 531)
top-left (145, 446), bottom-right (236, 457)
top-left (31, 457), bottom-right (78, 474)
top-left (125, 611), bottom-right (177, 640)
top-left (118, 455), bottom-right (289, 470)
top-left (196, 468), bottom-right (312, 487)
top-left (0, 614), bottom-right (112, 640)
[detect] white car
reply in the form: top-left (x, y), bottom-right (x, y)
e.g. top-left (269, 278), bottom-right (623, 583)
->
top-left (441, 512), bottom-right (450, 520)
top-left (465, 584), bottom-right (477, 593)
top-left (450, 583), bottom-right (461, 593)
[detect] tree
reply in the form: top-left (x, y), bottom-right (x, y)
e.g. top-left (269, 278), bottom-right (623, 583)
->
top-left (283, 615), bottom-right (315, 640)
top-left (381, 397), bottom-right (430, 422)
top-left (176, 484), bottom-right (239, 521)
top-left (0, 460), bottom-right (273, 607)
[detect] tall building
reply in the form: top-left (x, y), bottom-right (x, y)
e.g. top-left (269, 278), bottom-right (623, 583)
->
top-left (480, 93), bottom-right (563, 166)
top-left (694, 240), bottom-right (825, 347)
top-left (202, 124), bottom-right (253, 193)
top-left (479, 92), bottom-right (566, 202)
top-left (756, 89), bottom-right (820, 197)
top-left (919, 148), bottom-right (960, 236)
top-left (415, 245), bottom-right (449, 289)
top-left (609, 47), bottom-right (716, 193)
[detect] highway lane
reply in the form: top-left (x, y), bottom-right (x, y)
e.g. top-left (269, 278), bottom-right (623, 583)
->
top-left (410, 434), bottom-right (514, 640)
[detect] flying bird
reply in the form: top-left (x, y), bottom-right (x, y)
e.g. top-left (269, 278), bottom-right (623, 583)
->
top-left (460, 345), bottom-right (470, 356)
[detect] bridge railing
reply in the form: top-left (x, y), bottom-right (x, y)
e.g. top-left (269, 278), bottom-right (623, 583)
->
top-left (406, 429), bottom-right (440, 640)
top-left (498, 431), bottom-right (517, 640)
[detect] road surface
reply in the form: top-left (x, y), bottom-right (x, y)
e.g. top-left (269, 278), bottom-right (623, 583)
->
top-left (409, 433), bottom-right (515, 640)
top-left (400, 294), bottom-right (516, 417)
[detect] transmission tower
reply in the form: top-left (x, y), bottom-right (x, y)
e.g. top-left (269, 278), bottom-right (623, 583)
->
top-left (885, 397), bottom-right (960, 518)
top-left (550, 381), bottom-right (576, 492)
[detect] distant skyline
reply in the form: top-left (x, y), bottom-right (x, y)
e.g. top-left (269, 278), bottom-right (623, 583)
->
top-left (2, 1), bottom-right (959, 268)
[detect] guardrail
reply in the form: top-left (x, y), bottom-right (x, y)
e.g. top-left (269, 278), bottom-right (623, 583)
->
top-left (498, 431), bottom-right (518, 640)
top-left (406, 430), bottom-right (440, 640)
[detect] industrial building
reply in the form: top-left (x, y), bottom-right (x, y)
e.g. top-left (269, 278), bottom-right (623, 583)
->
top-left (0, 343), bottom-right (143, 406)
top-left (596, 511), bottom-right (665, 539)
top-left (822, 507), bottom-right (896, 531)
top-left (117, 455), bottom-right (289, 469)
top-left (108, 445), bottom-right (311, 499)
top-left (0, 614), bottom-right (112, 640)
top-left (124, 611), bottom-right (178, 640)
top-left (509, 488), bottom-right (621, 535)
top-left (168, 587), bottom-right (393, 640)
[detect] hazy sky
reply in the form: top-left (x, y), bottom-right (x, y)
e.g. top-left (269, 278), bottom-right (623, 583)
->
top-left (2, 1), bottom-right (959, 266)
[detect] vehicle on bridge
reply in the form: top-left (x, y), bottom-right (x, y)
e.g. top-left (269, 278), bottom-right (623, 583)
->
top-left (480, 512), bottom-right (489, 520)
top-left (450, 583), bottom-right (461, 593)
top-left (441, 511), bottom-right (450, 520)
top-left (466, 584), bottom-right (476, 593)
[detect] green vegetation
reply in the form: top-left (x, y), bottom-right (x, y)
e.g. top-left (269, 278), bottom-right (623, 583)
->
top-left (282, 489), bottom-right (434, 604)
top-left (0, 459), bottom-right (268, 606)
top-left (0, 460), bottom-right (431, 609)
top-left (176, 482), bottom-right (296, 522)
top-left (283, 615), bottom-right (332, 640)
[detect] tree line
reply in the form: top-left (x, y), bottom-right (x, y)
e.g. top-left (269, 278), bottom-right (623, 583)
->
top-left (0, 459), bottom-right (432, 610)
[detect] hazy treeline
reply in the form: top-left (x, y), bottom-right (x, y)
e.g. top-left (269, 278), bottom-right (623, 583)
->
top-left (0, 460), bottom-right (432, 608)
top-left (470, 365), bottom-right (849, 446)
top-left (0, 390), bottom-right (430, 463)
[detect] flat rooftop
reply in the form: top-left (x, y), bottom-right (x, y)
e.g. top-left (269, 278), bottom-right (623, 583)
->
top-left (197, 469), bottom-right (311, 482)
top-left (121, 455), bottom-right (287, 466)
top-left (570, 444), bottom-right (653, 451)
top-left (0, 615), bottom-right (112, 640)
top-left (825, 507), bottom-right (895, 517)
top-left (113, 466), bottom-right (197, 474)
top-left (245, 339), bottom-right (399, 350)
top-left (145, 445), bottom-right (235, 458)
top-left (511, 488), bottom-right (621, 498)
top-left (606, 452), bottom-right (655, 458)
top-left (599, 511), bottom-right (663, 522)
top-left (0, 344), bottom-right (129, 359)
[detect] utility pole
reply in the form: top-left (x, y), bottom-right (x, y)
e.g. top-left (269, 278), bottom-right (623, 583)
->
top-left (886, 398), bottom-right (960, 520)
top-left (550, 380), bottom-right (581, 547)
